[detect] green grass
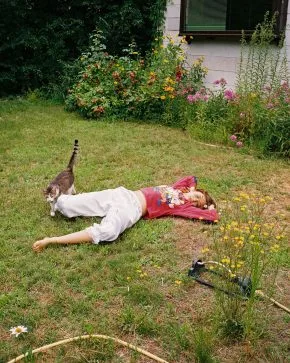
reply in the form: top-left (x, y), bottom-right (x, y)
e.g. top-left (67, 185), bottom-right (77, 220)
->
top-left (0, 98), bottom-right (289, 362)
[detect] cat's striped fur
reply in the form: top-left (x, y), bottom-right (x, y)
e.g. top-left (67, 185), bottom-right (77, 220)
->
top-left (44, 140), bottom-right (79, 216)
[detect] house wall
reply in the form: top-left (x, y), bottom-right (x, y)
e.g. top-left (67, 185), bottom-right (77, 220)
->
top-left (164, 0), bottom-right (290, 89)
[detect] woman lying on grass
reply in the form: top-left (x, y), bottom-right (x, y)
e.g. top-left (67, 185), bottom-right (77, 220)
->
top-left (33, 176), bottom-right (218, 252)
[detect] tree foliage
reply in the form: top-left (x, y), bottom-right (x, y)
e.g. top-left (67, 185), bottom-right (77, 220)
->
top-left (0, 0), bottom-right (167, 96)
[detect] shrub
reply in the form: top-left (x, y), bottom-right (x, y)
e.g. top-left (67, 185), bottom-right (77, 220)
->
top-left (65, 32), bottom-right (207, 126)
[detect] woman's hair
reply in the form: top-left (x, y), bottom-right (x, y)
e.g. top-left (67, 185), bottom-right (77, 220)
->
top-left (196, 189), bottom-right (217, 209)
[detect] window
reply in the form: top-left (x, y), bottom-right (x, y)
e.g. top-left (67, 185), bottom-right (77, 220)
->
top-left (180, 0), bottom-right (289, 36)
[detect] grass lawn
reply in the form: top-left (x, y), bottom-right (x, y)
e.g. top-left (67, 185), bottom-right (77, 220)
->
top-left (0, 98), bottom-right (289, 362)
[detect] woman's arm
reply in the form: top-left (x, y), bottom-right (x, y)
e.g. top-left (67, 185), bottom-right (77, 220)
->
top-left (33, 230), bottom-right (93, 252)
top-left (172, 176), bottom-right (197, 190)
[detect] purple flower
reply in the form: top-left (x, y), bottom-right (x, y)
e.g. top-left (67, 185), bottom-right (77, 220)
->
top-left (236, 141), bottom-right (243, 148)
top-left (224, 89), bottom-right (236, 101)
top-left (187, 94), bottom-right (195, 103)
top-left (213, 78), bottom-right (227, 86)
top-left (187, 92), bottom-right (203, 103)
top-left (230, 135), bottom-right (237, 141)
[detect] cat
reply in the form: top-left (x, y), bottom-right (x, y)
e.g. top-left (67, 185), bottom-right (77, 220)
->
top-left (44, 139), bottom-right (79, 216)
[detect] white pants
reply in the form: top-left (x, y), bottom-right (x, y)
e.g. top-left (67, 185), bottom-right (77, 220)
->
top-left (55, 187), bottom-right (142, 244)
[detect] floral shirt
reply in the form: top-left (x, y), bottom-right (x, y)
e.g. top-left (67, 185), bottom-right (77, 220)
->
top-left (141, 176), bottom-right (219, 222)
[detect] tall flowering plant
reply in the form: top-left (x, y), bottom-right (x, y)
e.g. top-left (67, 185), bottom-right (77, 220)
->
top-left (201, 193), bottom-right (287, 339)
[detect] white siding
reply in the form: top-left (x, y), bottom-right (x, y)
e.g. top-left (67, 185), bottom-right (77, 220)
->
top-left (164, 0), bottom-right (290, 89)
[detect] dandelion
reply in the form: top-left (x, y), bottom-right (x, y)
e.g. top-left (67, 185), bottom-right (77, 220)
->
top-left (10, 326), bottom-right (28, 337)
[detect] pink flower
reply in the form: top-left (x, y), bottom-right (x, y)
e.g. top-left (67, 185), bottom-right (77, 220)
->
top-left (187, 94), bottom-right (195, 103)
top-left (230, 135), bottom-right (237, 141)
top-left (213, 78), bottom-right (227, 86)
top-left (187, 92), bottom-right (203, 103)
top-left (236, 141), bottom-right (243, 148)
top-left (224, 89), bottom-right (236, 101)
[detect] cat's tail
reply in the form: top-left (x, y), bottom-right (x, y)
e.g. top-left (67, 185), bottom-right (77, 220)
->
top-left (67, 139), bottom-right (79, 170)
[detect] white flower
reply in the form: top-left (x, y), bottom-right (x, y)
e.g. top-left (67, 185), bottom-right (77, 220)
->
top-left (9, 325), bottom-right (28, 337)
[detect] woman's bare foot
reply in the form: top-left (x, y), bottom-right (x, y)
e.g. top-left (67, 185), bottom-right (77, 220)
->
top-left (33, 238), bottom-right (51, 252)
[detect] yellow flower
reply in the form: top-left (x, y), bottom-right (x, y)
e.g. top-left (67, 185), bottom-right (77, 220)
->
top-left (160, 95), bottom-right (166, 100)
top-left (221, 257), bottom-right (230, 264)
top-left (164, 86), bottom-right (174, 92)
top-left (126, 276), bottom-right (131, 281)
top-left (201, 247), bottom-right (210, 253)
top-left (175, 280), bottom-right (182, 285)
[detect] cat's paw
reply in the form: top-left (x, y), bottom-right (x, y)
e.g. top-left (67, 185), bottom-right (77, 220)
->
top-left (50, 211), bottom-right (55, 217)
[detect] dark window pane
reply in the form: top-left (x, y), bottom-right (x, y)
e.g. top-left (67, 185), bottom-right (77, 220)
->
top-left (183, 0), bottom-right (276, 32)
top-left (227, 0), bottom-right (273, 30)
top-left (185, 0), bottom-right (227, 31)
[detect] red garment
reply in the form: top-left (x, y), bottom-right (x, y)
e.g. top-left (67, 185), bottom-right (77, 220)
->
top-left (141, 176), bottom-right (219, 222)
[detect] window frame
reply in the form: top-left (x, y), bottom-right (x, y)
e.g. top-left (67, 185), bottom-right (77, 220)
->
top-left (179, 0), bottom-right (289, 38)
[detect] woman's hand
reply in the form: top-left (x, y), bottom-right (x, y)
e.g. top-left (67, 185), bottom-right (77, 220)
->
top-left (33, 238), bottom-right (51, 252)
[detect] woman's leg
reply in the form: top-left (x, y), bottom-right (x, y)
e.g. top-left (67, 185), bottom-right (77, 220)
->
top-left (86, 188), bottom-right (142, 244)
top-left (55, 189), bottom-right (114, 218)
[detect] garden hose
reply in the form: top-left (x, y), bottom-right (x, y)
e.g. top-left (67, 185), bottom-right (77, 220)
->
top-left (7, 334), bottom-right (170, 363)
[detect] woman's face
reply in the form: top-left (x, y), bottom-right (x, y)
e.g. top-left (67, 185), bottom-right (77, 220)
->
top-left (184, 190), bottom-right (206, 208)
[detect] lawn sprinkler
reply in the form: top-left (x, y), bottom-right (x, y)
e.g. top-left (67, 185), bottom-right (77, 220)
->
top-left (188, 259), bottom-right (290, 314)
top-left (188, 259), bottom-right (252, 298)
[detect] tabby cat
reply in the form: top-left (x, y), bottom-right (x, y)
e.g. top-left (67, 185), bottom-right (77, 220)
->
top-left (44, 139), bottom-right (79, 216)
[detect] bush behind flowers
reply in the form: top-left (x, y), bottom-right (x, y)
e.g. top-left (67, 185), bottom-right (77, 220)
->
top-left (65, 31), bottom-right (207, 126)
